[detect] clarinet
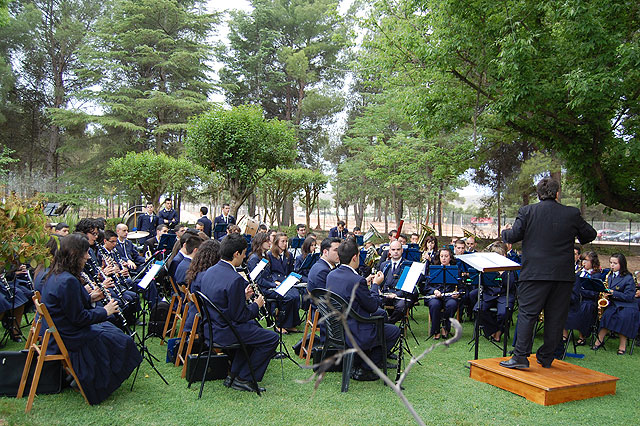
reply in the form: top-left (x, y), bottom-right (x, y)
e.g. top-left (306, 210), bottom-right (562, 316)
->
top-left (81, 272), bottom-right (132, 335)
top-left (98, 246), bottom-right (128, 289)
top-left (0, 275), bottom-right (13, 298)
top-left (86, 256), bottom-right (129, 310)
top-left (237, 266), bottom-right (274, 328)
top-left (422, 291), bottom-right (464, 300)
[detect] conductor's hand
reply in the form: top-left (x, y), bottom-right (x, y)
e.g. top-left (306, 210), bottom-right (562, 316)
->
top-left (504, 223), bottom-right (512, 230)
top-left (434, 290), bottom-right (442, 298)
top-left (245, 284), bottom-right (254, 301)
top-left (255, 295), bottom-right (265, 308)
top-left (104, 299), bottom-right (120, 316)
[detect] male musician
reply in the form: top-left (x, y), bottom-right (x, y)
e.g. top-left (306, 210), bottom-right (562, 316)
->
top-left (115, 223), bottom-right (146, 270)
top-left (213, 203), bottom-right (236, 240)
top-left (218, 224), bottom-right (241, 241)
top-left (454, 239), bottom-right (474, 319)
top-left (410, 233), bottom-right (419, 245)
top-left (197, 206), bottom-right (213, 238)
top-left (144, 224), bottom-right (169, 253)
top-left (500, 177), bottom-right (596, 369)
top-left (136, 202), bottom-right (159, 239)
top-left (574, 245), bottom-right (582, 272)
top-left (75, 218), bottom-right (100, 265)
top-left (296, 224), bottom-right (307, 239)
top-left (158, 198), bottom-right (179, 230)
top-left (325, 239), bottom-right (400, 381)
top-left (54, 222), bottom-right (69, 236)
top-left (100, 230), bottom-right (140, 322)
top-left (377, 230), bottom-right (397, 263)
top-left (352, 226), bottom-right (362, 236)
top-left (174, 236), bottom-right (203, 285)
top-left (199, 233), bottom-right (278, 392)
top-left (328, 220), bottom-right (348, 239)
top-left (307, 237), bottom-right (341, 295)
top-left (465, 236), bottom-right (477, 253)
top-left (257, 224), bottom-right (268, 234)
top-left (379, 241), bottom-right (418, 323)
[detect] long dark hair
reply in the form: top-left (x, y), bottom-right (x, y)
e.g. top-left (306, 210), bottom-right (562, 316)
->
top-left (300, 236), bottom-right (316, 260)
top-left (610, 253), bottom-right (629, 276)
top-left (270, 232), bottom-right (290, 258)
top-left (250, 232), bottom-right (271, 259)
top-left (185, 239), bottom-right (221, 285)
top-left (46, 233), bottom-right (90, 280)
top-left (434, 247), bottom-right (456, 266)
top-left (425, 235), bottom-right (438, 252)
top-left (34, 235), bottom-right (61, 278)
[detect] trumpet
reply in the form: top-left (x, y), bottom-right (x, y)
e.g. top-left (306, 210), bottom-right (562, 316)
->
top-left (598, 270), bottom-right (613, 319)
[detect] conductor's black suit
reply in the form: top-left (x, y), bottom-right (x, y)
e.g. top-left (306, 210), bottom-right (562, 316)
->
top-left (502, 198), bottom-right (596, 366)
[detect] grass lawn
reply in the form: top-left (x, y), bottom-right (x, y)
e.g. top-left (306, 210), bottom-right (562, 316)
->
top-left (1, 306), bottom-right (639, 426)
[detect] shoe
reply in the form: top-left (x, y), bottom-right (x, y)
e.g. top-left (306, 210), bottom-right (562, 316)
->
top-left (575, 338), bottom-right (586, 346)
top-left (223, 375), bottom-right (234, 388)
top-left (499, 356), bottom-right (529, 369)
top-left (350, 368), bottom-right (379, 382)
top-left (230, 378), bottom-right (264, 393)
top-left (286, 328), bottom-right (301, 334)
top-left (591, 343), bottom-right (603, 351)
top-left (617, 349), bottom-right (626, 355)
top-left (388, 353), bottom-right (398, 360)
top-left (433, 334), bottom-right (441, 340)
top-left (536, 358), bottom-right (552, 368)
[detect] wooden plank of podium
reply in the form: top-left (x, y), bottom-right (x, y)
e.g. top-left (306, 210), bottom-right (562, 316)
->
top-left (469, 356), bottom-right (619, 406)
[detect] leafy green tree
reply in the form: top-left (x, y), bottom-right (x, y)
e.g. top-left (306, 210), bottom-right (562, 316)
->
top-left (297, 168), bottom-right (327, 230)
top-left (107, 150), bottom-right (204, 212)
top-left (186, 105), bottom-right (297, 217)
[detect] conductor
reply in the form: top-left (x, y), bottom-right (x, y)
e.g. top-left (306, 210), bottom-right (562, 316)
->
top-left (500, 177), bottom-right (596, 369)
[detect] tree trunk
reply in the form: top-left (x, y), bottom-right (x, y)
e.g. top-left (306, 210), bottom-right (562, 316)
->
top-left (437, 191), bottom-right (443, 237)
top-left (550, 170), bottom-right (562, 200)
top-left (248, 193), bottom-right (256, 217)
top-left (384, 197), bottom-right (389, 234)
top-left (315, 193), bottom-right (321, 230)
top-left (354, 200), bottom-right (364, 230)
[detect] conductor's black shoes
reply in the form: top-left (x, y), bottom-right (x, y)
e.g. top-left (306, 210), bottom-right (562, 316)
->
top-left (499, 356), bottom-right (529, 369)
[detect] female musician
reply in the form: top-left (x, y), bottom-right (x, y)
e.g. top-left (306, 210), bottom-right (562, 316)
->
top-left (42, 233), bottom-right (141, 405)
top-left (564, 252), bottom-right (601, 345)
top-left (294, 236), bottom-right (317, 282)
top-left (183, 239), bottom-right (221, 333)
top-left (475, 243), bottom-right (517, 342)
top-left (592, 253), bottom-right (640, 354)
top-left (248, 232), bottom-right (301, 333)
top-left (421, 235), bottom-right (438, 265)
top-left (424, 247), bottom-right (460, 339)
top-left (0, 271), bottom-right (31, 342)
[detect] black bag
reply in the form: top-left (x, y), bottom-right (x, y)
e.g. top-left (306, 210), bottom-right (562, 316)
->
top-left (148, 300), bottom-right (171, 337)
top-left (185, 352), bottom-right (229, 382)
top-left (0, 350), bottom-right (63, 397)
top-left (292, 334), bottom-right (321, 357)
top-left (312, 346), bottom-right (343, 373)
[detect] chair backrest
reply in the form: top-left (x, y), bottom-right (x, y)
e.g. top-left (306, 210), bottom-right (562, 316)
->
top-left (33, 292), bottom-right (73, 358)
top-left (193, 291), bottom-right (245, 346)
top-left (310, 288), bottom-right (348, 349)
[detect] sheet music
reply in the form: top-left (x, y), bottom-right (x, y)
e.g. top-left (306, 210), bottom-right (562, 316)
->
top-left (275, 272), bottom-right (301, 296)
top-left (396, 262), bottom-right (425, 293)
top-left (250, 258), bottom-right (269, 281)
top-left (456, 252), bottom-right (521, 272)
top-left (138, 262), bottom-right (163, 290)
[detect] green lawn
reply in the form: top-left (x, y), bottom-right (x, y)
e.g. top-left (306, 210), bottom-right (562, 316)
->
top-left (2, 307), bottom-right (639, 426)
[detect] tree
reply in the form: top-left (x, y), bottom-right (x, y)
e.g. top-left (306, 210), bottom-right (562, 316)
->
top-left (186, 105), bottom-right (297, 217)
top-left (297, 169), bottom-right (327, 230)
top-left (107, 150), bottom-right (204, 212)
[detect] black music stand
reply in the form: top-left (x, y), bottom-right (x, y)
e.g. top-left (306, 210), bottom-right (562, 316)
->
top-left (214, 223), bottom-right (228, 239)
top-left (290, 237), bottom-right (304, 258)
top-left (456, 253), bottom-right (520, 360)
top-left (157, 233), bottom-right (177, 252)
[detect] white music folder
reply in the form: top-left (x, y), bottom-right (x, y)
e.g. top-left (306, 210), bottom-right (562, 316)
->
top-left (456, 252), bottom-right (521, 272)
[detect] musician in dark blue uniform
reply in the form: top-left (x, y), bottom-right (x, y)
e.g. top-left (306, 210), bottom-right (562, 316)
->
top-left (115, 223), bottom-right (146, 270)
top-left (157, 198), bottom-right (179, 230)
top-left (196, 206), bottom-right (213, 238)
top-left (563, 252), bottom-right (601, 345)
top-left (593, 254), bottom-right (640, 355)
top-left (41, 233), bottom-right (141, 405)
top-left (213, 203), bottom-right (235, 240)
top-left (136, 202), bottom-right (159, 240)
top-left (328, 220), bottom-right (348, 239)
top-left (420, 235), bottom-right (438, 265)
top-left (307, 238), bottom-right (341, 296)
top-left (294, 237), bottom-right (317, 283)
top-left (174, 236), bottom-right (203, 286)
top-left (326, 239), bottom-right (400, 381)
top-left (183, 240), bottom-right (220, 333)
top-left (378, 241), bottom-right (419, 324)
top-left (199, 233), bottom-right (278, 392)
top-left (424, 248), bottom-right (461, 339)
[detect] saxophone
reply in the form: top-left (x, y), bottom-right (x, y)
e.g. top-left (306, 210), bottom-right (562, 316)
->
top-left (597, 270), bottom-right (612, 320)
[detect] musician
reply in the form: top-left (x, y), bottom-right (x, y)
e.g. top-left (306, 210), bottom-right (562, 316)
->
top-left (174, 236), bottom-right (204, 286)
top-left (136, 202), bottom-right (159, 239)
top-left (465, 236), bottom-right (477, 253)
top-left (0, 270), bottom-right (31, 342)
top-left (421, 235), bottom-right (438, 265)
top-left (115, 223), bottom-right (145, 270)
top-left (197, 206), bottom-right (212, 238)
top-left (353, 226), bottom-right (362, 236)
top-left (296, 224), bottom-right (307, 239)
top-left (474, 243), bottom-right (517, 342)
top-left (257, 224), bottom-right (268, 234)
top-left (54, 222), bottom-right (70, 236)
top-left (506, 243), bottom-right (521, 264)
top-left (144, 224), bottom-right (169, 253)
top-left (455, 239), bottom-right (474, 319)
top-left (328, 220), bottom-right (348, 239)
top-left (593, 254), bottom-right (639, 354)
top-left (41, 233), bottom-right (141, 404)
top-left (379, 241), bottom-right (418, 323)
top-left (500, 177), bottom-right (596, 369)
top-left (325, 239), bottom-right (400, 381)
top-left (75, 218), bottom-right (100, 268)
top-left (377, 230), bottom-right (397, 264)
top-left (168, 231), bottom-right (197, 280)
top-left (397, 234), bottom-right (408, 245)
top-left (294, 237), bottom-right (317, 282)
top-left (424, 248), bottom-right (461, 339)
top-left (218, 224), bottom-right (241, 242)
top-left (574, 245), bottom-right (582, 272)
top-left (247, 232), bottom-right (300, 334)
top-left (200, 233), bottom-right (278, 392)
top-left (563, 252), bottom-right (601, 345)
top-left (213, 203), bottom-right (235, 240)
top-left (183, 239), bottom-right (221, 334)
top-left (158, 198), bottom-right (179, 230)
top-left (410, 233), bottom-right (419, 245)
top-left (307, 237), bottom-right (341, 296)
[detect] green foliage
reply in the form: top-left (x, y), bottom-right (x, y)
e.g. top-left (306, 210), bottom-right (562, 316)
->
top-left (0, 193), bottom-right (52, 270)
top-left (107, 150), bottom-right (205, 211)
top-left (0, 0), bottom-right (9, 27)
top-left (0, 144), bottom-right (17, 181)
top-left (186, 104), bottom-right (297, 216)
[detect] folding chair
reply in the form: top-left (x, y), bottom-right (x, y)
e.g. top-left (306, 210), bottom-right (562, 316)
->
top-left (161, 277), bottom-right (183, 344)
top-left (298, 305), bottom-right (319, 365)
top-left (176, 291), bottom-right (201, 379)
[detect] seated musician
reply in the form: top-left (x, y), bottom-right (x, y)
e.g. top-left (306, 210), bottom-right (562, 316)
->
top-left (421, 235), bottom-right (438, 265)
top-left (352, 226), bottom-right (362, 236)
top-left (247, 232), bottom-right (301, 334)
top-left (505, 242), bottom-right (521, 264)
top-left (307, 237), bottom-right (341, 295)
top-left (167, 231), bottom-right (197, 281)
top-left (183, 239), bottom-right (221, 334)
top-left (54, 222), bottom-right (70, 236)
top-left (377, 230), bottom-right (397, 267)
top-left (424, 247), bottom-right (461, 339)
top-left (1, 269), bottom-right (32, 342)
top-left (213, 203), bottom-right (236, 240)
top-left (75, 219), bottom-right (101, 274)
top-left (158, 198), bottom-right (179, 230)
top-left (115, 223), bottom-right (146, 271)
top-left (465, 236), bottom-right (477, 253)
top-left (294, 237), bottom-right (317, 282)
top-left (218, 224), bottom-right (241, 242)
top-left (136, 202), bottom-right (159, 241)
top-left (144, 224), bottom-right (169, 253)
top-left (563, 251), bottom-right (601, 345)
top-left (454, 239), bottom-right (474, 319)
top-left (474, 243), bottom-right (517, 342)
top-left (574, 245), bottom-right (582, 273)
top-left (593, 253), bottom-right (639, 355)
top-left (410, 233), bottom-right (419, 245)
top-left (296, 224), bottom-right (307, 239)
top-left (397, 234), bottom-right (408, 246)
top-left (197, 206), bottom-right (213, 238)
top-left (199, 233), bottom-right (278, 392)
top-left (174, 236), bottom-right (204, 286)
top-left (378, 241), bottom-right (419, 324)
top-left (328, 220), bottom-right (348, 239)
top-left (325, 239), bottom-right (401, 381)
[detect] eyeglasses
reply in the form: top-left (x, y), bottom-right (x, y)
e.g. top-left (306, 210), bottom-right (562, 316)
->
top-left (91, 231), bottom-right (99, 236)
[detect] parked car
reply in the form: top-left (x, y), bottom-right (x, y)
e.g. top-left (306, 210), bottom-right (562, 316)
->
top-left (608, 232), bottom-right (633, 242)
top-left (597, 229), bottom-right (620, 240)
top-left (631, 231), bottom-right (640, 243)
top-left (602, 231), bottom-right (624, 241)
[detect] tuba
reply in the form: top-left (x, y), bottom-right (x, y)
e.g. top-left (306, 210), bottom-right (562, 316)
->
top-left (363, 224), bottom-right (384, 244)
top-left (417, 223), bottom-right (436, 251)
top-left (364, 246), bottom-right (381, 271)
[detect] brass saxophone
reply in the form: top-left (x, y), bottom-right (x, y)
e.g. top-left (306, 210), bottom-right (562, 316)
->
top-left (597, 270), bottom-right (612, 320)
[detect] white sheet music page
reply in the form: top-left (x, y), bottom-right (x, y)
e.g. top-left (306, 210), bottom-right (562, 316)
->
top-left (138, 262), bottom-right (163, 290)
top-left (250, 258), bottom-right (269, 281)
top-left (275, 273), bottom-right (301, 296)
top-left (456, 252), bottom-right (521, 272)
top-left (398, 262), bottom-right (425, 293)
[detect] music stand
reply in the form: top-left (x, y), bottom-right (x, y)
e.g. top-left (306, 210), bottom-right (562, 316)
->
top-left (290, 237), bottom-right (304, 258)
top-left (214, 223), bottom-right (228, 239)
top-left (456, 253), bottom-right (520, 360)
top-left (157, 233), bottom-right (177, 252)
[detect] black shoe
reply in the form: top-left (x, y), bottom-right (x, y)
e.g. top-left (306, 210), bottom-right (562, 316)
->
top-left (223, 375), bottom-right (234, 388)
top-left (350, 368), bottom-right (379, 382)
top-left (499, 356), bottom-right (529, 369)
top-left (536, 358), bottom-right (552, 368)
top-left (230, 378), bottom-right (264, 393)
top-left (388, 353), bottom-right (398, 360)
